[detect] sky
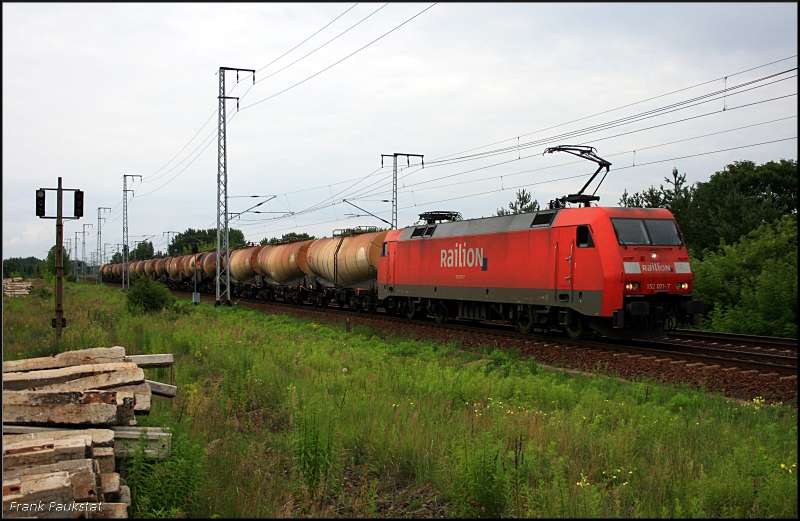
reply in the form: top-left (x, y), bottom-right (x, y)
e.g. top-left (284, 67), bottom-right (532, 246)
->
top-left (3, 3), bottom-right (797, 262)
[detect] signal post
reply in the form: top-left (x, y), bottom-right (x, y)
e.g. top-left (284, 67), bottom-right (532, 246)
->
top-left (36, 178), bottom-right (83, 342)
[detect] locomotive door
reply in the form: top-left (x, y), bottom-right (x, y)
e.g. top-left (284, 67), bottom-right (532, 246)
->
top-left (554, 228), bottom-right (574, 303)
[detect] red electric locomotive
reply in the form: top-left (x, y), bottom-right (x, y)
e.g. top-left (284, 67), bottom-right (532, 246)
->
top-left (377, 205), bottom-right (702, 339)
top-left (376, 146), bottom-right (703, 340)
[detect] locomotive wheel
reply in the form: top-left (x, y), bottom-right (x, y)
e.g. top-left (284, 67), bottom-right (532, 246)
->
top-left (405, 298), bottom-right (418, 320)
top-left (433, 302), bottom-right (448, 324)
top-left (515, 313), bottom-right (533, 334)
top-left (563, 315), bottom-right (587, 340)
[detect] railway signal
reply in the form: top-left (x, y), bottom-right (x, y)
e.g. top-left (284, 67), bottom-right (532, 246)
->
top-left (74, 190), bottom-right (84, 218)
top-left (36, 189), bottom-right (46, 216)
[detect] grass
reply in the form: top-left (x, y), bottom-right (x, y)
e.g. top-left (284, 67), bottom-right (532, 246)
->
top-left (3, 279), bottom-right (798, 517)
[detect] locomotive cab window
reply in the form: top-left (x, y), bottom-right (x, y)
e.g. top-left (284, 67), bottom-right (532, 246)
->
top-left (423, 225), bottom-right (436, 237)
top-left (381, 243), bottom-right (388, 257)
top-left (577, 225), bottom-right (594, 248)
top-left (643, 219), bottom-right (682, 246)
top-left (611, 218), bottom-right (683, 246)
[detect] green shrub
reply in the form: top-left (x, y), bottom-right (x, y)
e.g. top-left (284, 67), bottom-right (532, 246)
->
top-left (65, 274), bottom-right (77, 283)
top-left (126, 277), bottom-right (174, 314)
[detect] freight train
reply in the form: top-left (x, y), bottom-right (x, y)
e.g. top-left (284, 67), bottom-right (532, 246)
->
top-left (101, 206), bottom-right (703, 340)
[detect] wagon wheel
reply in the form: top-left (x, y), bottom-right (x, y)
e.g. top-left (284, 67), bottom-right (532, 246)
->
top-left (433, 302), bottom-right (448, 324)
top-left (515, 313), bottom-right (533, 334)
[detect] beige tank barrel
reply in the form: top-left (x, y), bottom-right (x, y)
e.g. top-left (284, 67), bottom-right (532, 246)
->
top-left (183, 253), bottom-right (201, 278)
top-left (259, 240), bottom-right (314, 283)
top-left (306, 231), bottom-right (388, 286)
top-left (227, 246), bottom-right (260, 282)
top-left (168, 256), bottom-right (186, 280)
top-left (256, 246), bottom-right (272, 278)
top-left (154, 258), bottom-right (168, 277)
top-left (143, 259), bottom-right (156, 277)
top-left (201, 252), bottom-right (217, 278)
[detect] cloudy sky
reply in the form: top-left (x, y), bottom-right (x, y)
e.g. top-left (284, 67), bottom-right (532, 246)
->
top-left (3, 3), bottom-right (797, 262)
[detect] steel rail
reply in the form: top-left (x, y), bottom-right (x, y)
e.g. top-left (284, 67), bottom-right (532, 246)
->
top-left (666, 329), bottom-right (798, 350)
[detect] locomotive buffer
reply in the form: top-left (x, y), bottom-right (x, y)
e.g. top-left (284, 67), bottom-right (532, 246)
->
top-left (543, 145), bottom-right (611, 208)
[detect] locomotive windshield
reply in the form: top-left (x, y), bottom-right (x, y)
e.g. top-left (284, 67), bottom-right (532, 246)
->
top-left (611, 218), bottom-right (682, 246)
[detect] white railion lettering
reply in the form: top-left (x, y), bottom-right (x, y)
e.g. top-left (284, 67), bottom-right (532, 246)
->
top-left (477, 248), bottom-right (483, 269)
top-left (441, 249), bottom-right (447, 267)
top-left (462, 243), bottom-right (466, 267)
top-left (467, 248), bottom-right (474, 267)
top-left (447, 250), bottom-right (454, 267)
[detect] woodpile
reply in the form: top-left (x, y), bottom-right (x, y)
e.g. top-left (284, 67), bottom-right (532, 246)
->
top-left (3, 278), bottom-right (33, 298)
top-left (2, 347), bottom-right (177, 518)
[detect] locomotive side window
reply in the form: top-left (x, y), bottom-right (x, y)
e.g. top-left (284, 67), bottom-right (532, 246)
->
top-left (531, 212), bottom-right (556, 227)
top-left (611, 218), bottom-right (650, 245)
top-left (381, 243), bottom-right (388, 257)
top-left (643, 219), bottom-right (682, 246)
top-left (576, 226), bottom-right (594, 248)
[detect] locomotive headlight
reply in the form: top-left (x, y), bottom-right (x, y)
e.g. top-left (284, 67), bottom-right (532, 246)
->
top-left (650, 252), bottom-right (658, 260)
top-left (625, 282), bottom-right (639, 291)
top-left (677, 282), bottom-right (689, 290)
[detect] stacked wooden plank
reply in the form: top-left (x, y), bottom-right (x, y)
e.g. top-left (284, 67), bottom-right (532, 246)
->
top-left (2, 347), bottom-right (177, 518)
top-left (3, 278), bottom-right (33, 298)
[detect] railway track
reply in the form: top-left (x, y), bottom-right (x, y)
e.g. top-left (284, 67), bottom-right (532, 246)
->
top-left (665, 329), bottom-right (797, 352)
top-left (156, 286), bottom-right (797, 378)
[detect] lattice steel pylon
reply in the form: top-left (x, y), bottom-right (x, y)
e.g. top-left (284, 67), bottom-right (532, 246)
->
top-left (122, 175), bottom-right (141, 290)
top-left (216, 66), bottom-right (254, 306)
top-left (97, 207), bottom-right (110, 283)
top-left (82, 223), bottom-right (92, 281)
top-left (381, 153), bottom-right (424, 229)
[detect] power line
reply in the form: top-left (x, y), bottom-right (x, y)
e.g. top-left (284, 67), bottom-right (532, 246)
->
top-left (255, 4), bottom-right (360, 75)
top-left (235, 129), bottom-right (797, 234)
top-left (255, 4), bottom-right (389, 85)
top-left (143, 108), bottom-right (218, 182)
top-left (240, 4), bottom-right (437, 111)
top-left (142, 5), bottom-right (360, 184)
top-left (422, 69), bottom-right (796, 167)
top-left (394, 137), bottom-right (797, 211)
top-left (335, 91), bottom-right (799, 203)
top-left (429, 54), bottom-right (798, 163)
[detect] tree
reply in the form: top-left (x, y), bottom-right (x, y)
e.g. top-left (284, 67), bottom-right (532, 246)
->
top-left (691, 215), bottom-right (797, 338)
top-left (37, 246), bottom-right (73, 277)
top-left (167, 228), bottom-right (246, 255)
top-left (111, 252), bottom-right (123, 264)
top-left (130, 241), bottom-right (154, 261)
top-left (261, 232), bottom-right (315, 246)
top-left (2, 256), bottom-right (42, 278)
top-left (496, 189), bottom-right (540, 216)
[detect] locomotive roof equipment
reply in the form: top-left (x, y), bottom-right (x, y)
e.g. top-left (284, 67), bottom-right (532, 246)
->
top-left (418, 211), bottom-right (462, 224)
top-left (543, 145), bottom-right (612, 209)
